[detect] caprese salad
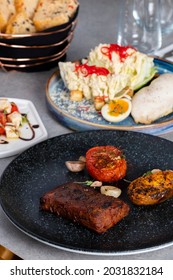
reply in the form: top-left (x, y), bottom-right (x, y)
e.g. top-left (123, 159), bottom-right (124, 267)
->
top-left (0, 98), bottom-right (25, 139)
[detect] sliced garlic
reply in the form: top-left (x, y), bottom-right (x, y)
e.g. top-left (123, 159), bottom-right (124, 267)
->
top-left (151, 169), bottom-right (162, 174)
top-left (78, 155), bottom-right (86, 162)
top-left (100, 186), bottom-right (122, 198)
top-left (90, 181), bottom-right (102, 187)
top-left (65, 160), bottom-right (85, 172)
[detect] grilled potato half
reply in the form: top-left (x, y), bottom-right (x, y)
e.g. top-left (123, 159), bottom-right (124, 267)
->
top-left (127, 170), bottom-right (173, 206)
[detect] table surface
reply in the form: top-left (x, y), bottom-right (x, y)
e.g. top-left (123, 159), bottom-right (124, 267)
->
top-left (1, 0), bottom-right (173, 260)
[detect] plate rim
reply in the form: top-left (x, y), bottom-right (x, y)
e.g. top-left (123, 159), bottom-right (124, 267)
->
top-left (2, 208), bottom-right (173, 256)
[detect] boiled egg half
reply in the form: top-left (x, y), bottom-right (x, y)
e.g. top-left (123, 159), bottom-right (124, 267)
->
top-left (101, 98), bottom-right (132, 122)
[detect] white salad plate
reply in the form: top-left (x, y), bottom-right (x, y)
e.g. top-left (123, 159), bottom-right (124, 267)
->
top-left (0, 98), bottom-right (48, 158)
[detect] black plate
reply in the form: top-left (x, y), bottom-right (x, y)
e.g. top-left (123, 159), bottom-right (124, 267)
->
top-left (0, 130), bottom-right (173, 255)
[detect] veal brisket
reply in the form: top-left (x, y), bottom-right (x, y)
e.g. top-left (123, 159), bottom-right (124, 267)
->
top-left (40, 182), bottom-right (130, 233)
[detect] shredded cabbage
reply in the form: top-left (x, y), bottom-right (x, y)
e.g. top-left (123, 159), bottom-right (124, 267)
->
top-left (87, 43), bottom-right (156, 90)
top-left (58, 44), bottom-right (157, 102)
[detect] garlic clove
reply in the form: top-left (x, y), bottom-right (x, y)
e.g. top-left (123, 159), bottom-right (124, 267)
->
top-left (100, 186), bottom-right (122, 198)
top-left (65, 160), bottom-right (85, 172)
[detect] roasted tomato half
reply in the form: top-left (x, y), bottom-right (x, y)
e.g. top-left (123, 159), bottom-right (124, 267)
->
top-left (86, 146), bottom-right (127, 182)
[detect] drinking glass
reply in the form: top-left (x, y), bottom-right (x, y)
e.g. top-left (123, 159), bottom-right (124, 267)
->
top-left (160, 0), bottom-right (173, 34)
top-left (117, 0), bottom-right (162, 54)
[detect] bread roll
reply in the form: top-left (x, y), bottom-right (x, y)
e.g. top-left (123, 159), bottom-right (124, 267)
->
top-left (14, 0), bottom-right (39, 19)
top-left (0, 0), bottom-right (16, 32)
top-left (33, 0), bottom-right (78, 31)
top-left (5, 12), bottom-right (36, 34)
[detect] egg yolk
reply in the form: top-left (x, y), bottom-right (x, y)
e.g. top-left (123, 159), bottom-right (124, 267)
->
top-left (108, 99), bottom-right (129, 116)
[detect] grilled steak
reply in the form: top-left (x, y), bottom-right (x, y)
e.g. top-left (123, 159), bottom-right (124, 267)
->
top-left (127, 170), bottom-right (173, 205)
top-left (40, 182), bottom-right (130, 233)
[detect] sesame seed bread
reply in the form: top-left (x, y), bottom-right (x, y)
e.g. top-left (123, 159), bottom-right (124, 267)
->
top-left (0, 0), bottom-right (78, 34)
top-left (0, 0), bottom-right (16, 32)
top-left (5, 11), bottom-right (36, 34)
top-left (65, 0), bottom-right (79, 17)
top-left (14, 0), bottom-right (39, 19)
top-left (33, 0), bottom-right (78, 31)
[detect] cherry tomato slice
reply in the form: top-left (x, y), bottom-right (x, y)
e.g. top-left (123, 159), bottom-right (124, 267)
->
top-left (0, 112), bottom-right (7, 126)
top-left (86, 146), bottom-right (127, 183)
top-left (0, 126), bottom-right (5, 135)
top-left (11, 102), bottom-right (19, 113)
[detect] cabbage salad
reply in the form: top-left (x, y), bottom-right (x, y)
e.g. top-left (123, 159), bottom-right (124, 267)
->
top-left (59, 43), bottom-right (157, 103)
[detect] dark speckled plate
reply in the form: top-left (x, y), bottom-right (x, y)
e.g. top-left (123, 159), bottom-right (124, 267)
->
top-left (0, 130), bottom-right (173, 255)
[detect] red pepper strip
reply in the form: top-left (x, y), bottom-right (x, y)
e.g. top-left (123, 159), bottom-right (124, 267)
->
top-left (75, 63), bottom-right (110, 77)
top-left (101, 44), bottom-right (136, 61)
top-left (101, 46), bottom-right (111, 59)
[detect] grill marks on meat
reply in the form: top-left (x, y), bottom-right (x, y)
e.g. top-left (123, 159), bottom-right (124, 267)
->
top-left (127, 170), bottom-right (173, 205)
top-left (40, 182), bottom-right (130, 233)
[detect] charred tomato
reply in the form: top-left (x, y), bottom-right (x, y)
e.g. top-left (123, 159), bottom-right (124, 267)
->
top-left (86, 146), bottom-right (127, 182)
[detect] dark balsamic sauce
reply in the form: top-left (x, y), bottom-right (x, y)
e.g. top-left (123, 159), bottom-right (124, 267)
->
top-left (0, 140), bottom-right (8, 144)
top-left (19, 122), bottom-right (39, 141)
top-left (0, 114), bottom-right (40, 144)
top-left (32, 124), bottom-right (39, 129)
